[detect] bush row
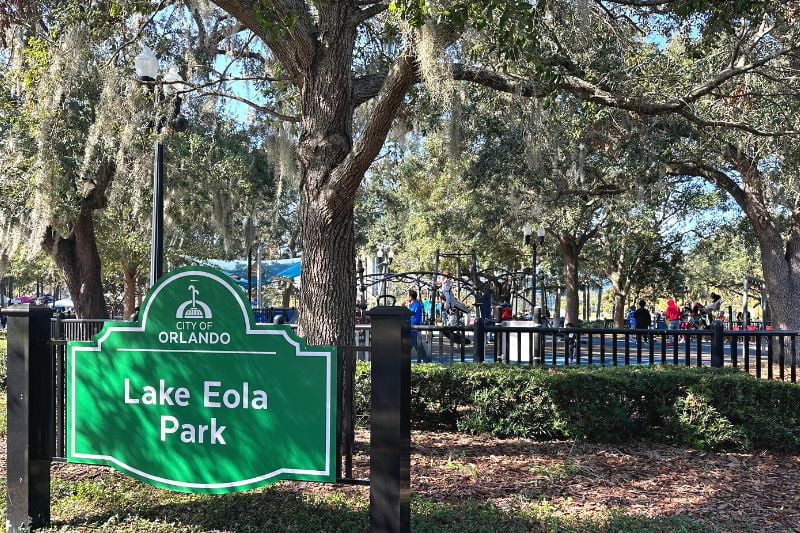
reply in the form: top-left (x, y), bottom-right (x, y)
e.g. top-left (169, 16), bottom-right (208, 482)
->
top-left (354, 363), bottom-right (800, 452)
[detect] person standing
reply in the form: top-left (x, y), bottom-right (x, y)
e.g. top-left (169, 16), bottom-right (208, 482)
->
top-left (405, 289), bottom-right (429, 362)
top-left (665, 298), bottom-right (681, 330)
top-left (633, 299), bottom-right (652, 346)
top-left (664, 298), bottom-right (681, 345)
top-left (633, 300), bottom-right (652, 329)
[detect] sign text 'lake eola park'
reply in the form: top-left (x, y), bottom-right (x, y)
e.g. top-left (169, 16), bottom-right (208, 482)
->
top-left (66, 266), bottom-right (337, 493)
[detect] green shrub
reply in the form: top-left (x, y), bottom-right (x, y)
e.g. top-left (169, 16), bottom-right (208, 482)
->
top-left (672, 392), bottom-right (747, 450)
top-left (353, 362), bottom-right (800, 452)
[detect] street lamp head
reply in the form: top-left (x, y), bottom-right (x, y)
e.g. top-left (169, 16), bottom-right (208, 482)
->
top-left (388, 249), bottom-right (395, 262)
top-left (537, 226), bottom-right (546, 244)
top-left (162, 66), bottom-right (185, 96)
top-left (523, 222), bottom-right (532, 246)
top-left (376, 248), bottom-right (384, 259)
top-left (134, 47), bottom-right (159, 81)
top-left (170, 114), bottom-right (189, 132)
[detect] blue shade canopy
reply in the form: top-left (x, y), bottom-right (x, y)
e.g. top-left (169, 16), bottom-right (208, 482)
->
top-left (185, 257), bottom-right (302, 284)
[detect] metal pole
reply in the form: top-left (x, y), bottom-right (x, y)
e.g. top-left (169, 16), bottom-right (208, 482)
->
top-left (742, 277), bottom-right (749, 329)
top-left (532, 242), bottom-right (537, 309)
top-left (473, 308), bottom-right (485, 363)
top-left (5, 303), bottom-right (55, 531)
top-left (367, 306), bottom-right (411, 533)
top-left (711, 321), bottom-right (724, 367)
top-left (149, 140), bottom-right (165, 287)
top-left (357, 258), bottom-right (367, 319)
top-left (432, 250), bottom-right (440, 324)
top-left (247, 244), bottom-right (253, 305)
top-left (255, 244), bottom-right (263, 308)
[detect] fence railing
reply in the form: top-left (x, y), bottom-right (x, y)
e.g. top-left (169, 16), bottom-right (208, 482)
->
top-left (373, 322), bottom-right (800, 382)
top-left (44, 316), bottom-right (799, 466)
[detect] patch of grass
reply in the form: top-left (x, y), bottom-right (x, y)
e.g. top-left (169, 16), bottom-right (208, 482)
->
top-left (44, 475), bottom-right (368, 532)
top-left (529, 462), bottom-right (584, 483)
top-left (12, 473), bottom-right (726, 532)
top-left (442, 458), bottom-right (479, 477)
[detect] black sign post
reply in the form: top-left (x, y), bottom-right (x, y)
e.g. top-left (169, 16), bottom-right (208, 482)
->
top-left (5, 304), bottom-right (54, 532)
top-left (711, 321), bottom-right (725, 368)
top-left (367, 306), bottom-right (411, 533)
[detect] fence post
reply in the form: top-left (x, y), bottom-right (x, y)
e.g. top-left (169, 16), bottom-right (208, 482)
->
top-left (5, 303), bottom-right (54, 532)
top-left (473, 316), bottom-right (485, 363)
top-left (367, 306), bottom-right (411, 533)
top-left (711, 321), bottom-right (724, 368)
top-left (533, 306), bottom-right (543, 365)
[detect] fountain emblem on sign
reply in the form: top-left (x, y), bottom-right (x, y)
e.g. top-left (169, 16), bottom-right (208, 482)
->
top-left (175, 284), bottom-right (213, 319)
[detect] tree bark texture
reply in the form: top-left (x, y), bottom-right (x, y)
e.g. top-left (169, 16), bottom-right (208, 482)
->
top-left (560, 236), bottom-right (580, 327)
top-left (44, 209), bottom-right (107, 319)
top-left (613, 289), bottom-right (627, 328)
top-left (210, 1), bottom-right (418, 347)
top-left (123, 267), bottom-right (138, 320)
top-left (293, 3), bottom-right (357, 347)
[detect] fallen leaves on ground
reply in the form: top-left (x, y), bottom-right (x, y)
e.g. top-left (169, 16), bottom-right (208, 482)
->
top-left (320, 430), bottom-right (800, 530)
top-left (2, 432), bottom-right (798, 530)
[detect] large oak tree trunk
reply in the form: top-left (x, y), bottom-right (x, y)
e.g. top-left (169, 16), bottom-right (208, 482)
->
top-left (752, 224), bottom-right (799, 331)
top-left (560, 237), bottom-right (580, 326)
top-left (298, 197), bottom-right (356, 346)
top-left (613, 290), bottom-right (627, 327)
top-left (210, 1), bottom-right (416, 346)
top-left (45, 208), bottom-right (107, 318)
top-left (295, 3), bottom-right (357, 347)
top-left (607, 273), bottom-right (630, 327)
top-left (123, 266), bottom-right (138, 320)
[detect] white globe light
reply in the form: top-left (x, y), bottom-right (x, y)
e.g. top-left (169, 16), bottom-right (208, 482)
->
top-left (162, 66), bottom-right (185, 95)
top-left (134, 47), bottom-right (159, 80)
top-left (523, 222), bottom-right (532, 237)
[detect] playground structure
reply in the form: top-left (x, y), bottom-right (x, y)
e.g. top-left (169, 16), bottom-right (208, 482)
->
top-left (356, 249), bottom-right (562, 326)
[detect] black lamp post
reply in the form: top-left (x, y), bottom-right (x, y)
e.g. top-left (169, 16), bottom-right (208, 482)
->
top-left (376, 246), bottom-right (394, 298)
top-left (357, 258), bottom-right (367, 318)
top-left (523, 223), bottom-right (546, 309)
top-left (134, 48), bottom-right (187, 287)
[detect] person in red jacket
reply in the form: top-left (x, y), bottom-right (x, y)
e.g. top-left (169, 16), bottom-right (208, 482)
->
top-left (665, 298), bottom-right (681, 330)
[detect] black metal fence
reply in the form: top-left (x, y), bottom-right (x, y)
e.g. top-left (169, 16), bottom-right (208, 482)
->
top-left (49, 317), bottom-right (106, 460)
top-left (43, 317), bottom-right (800, 471)
top-left (364, 322), bottom-right (800, 382)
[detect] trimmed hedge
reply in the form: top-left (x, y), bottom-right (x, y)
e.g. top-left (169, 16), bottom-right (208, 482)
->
top-left (354, 363), bottom-right (800, 452)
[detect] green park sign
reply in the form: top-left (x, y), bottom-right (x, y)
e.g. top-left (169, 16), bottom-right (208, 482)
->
top-left (66, 266), bottom-right (337, 493)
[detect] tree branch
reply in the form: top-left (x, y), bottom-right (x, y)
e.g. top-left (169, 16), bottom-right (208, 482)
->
top-left (664, 161), bottom-right (747, 209)
top-left (331, 50), bottom-right (418, 198)
top-left (352, 72), bottom-right (391, 107)
top-left (210, 0), bottom-right (315, 82)
top-left (196, 90), bottom-right (299, 122)
top-left (353, 1), bottom-right (388, 25)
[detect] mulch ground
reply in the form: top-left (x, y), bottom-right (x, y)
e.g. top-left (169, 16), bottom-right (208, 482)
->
top-left (3, 432), bottom-right (799, 530)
